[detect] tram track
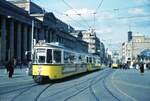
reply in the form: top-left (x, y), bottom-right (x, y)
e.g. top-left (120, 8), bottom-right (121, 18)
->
top-left (11, 84), bottom-right (38, 101)
top-left (0, 83), bottom-right (38, 101)
top-left (88, 69), bottom-right (121, 101)
top-left (35, 84), bottom-right (53, 101)
top-left (0, 81), bottom-right (36, 95)
top-left (102, 77), bottom-right (121, 101)
top-left (36, 76), bottom-right (95, 101)
top-left (1, 71), bottom-right (99, 101)
top-left (63, 69), bottom-right (113, 101)
top-left (1, 68), bottom-right (115, 101)
top-left (36, 69), bottom-right (112, 101)
top-left (10, 83), bottom-right (53, 101)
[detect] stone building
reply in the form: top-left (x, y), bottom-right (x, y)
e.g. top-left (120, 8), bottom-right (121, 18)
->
top-left (0, 0), bottom-right (39, 64)
top-left (70, 30), bottom-right (106, 61)
top-left (122, 32), bottom-right (150, 64)
top-left (0, 0), bottom-right (88, 65)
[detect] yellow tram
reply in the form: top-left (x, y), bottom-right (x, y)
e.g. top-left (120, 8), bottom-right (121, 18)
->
top-left (32, 42), bottom-right (101, 83)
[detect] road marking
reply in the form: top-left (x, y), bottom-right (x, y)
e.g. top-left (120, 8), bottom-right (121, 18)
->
top-left (111, 70), bottom-right (138, 101)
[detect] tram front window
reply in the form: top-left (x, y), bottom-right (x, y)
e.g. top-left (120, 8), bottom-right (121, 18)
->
top-left (38, 56), bottom-right (45, 63)
top-left (89, 57), bottom-right (92, 63)
top-left (54, 50), bottom-right (61, 63)
top-left (47, 49), bottom-right (52, 63)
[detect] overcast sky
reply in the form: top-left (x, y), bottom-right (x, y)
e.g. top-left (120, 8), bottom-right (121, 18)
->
top-left (33, 0), bottom-right (150, 49)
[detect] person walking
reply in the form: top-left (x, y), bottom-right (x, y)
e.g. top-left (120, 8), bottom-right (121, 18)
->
top-left (6, 60), bottom-right (14, 78)
top-left (140, 62), bottom-right (144, 74)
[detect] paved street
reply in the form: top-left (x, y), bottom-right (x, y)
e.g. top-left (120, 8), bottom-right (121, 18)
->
top-left (0, 68), bottom-right (150, 101)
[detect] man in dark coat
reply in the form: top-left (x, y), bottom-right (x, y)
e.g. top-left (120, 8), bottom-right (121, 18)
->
top-left (6, 60), bottom-right (14, 78)
top-left (140, 62), bottom-right (144, 74)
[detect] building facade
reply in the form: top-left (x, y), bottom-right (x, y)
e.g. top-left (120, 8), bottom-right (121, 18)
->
top-left (122, 32), bottom-right (150, 64)
top-left (70, 30), bottom-right (106, 62)
top-left (0, 0), bottom-right (88, 65)
top-left (82, 29), bottom-right (101, 56)
top-left (0, 0), bottom-right (37, 64)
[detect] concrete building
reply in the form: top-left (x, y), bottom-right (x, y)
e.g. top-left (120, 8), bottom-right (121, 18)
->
top-left (71, 30), bottom-right (106, 62)
top-left (0, 0), bottom-right (88, 65)
top-left (122, 32), bottom-right (150, 64)
top-left (82, 29), bottom-right (101, 56)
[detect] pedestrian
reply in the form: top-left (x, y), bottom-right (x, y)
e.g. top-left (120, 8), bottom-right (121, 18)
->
top-left (109, 63), bottom-right (111, 68)
top-left (6, 60), bottom-right (14, 78)
top-left (123, 63), bottom-right (128, 70)
top-left (140, 62), bottom-right (144, 74)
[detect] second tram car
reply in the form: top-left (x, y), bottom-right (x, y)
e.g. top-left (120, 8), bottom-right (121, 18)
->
top-left (32, 42), bottom-right (101, 83)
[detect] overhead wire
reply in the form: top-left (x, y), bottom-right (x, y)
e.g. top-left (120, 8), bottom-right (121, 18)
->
top-left (61, 0), bottom-right (91, 29)
top-left (95, 0), bottom-right (104, 13)
top-left (33, 0), bottom-right (87, 28)
top-left (93, 0), bottom-right (104, 30)
top-left (48, 9), bottom-right (88, 28)
top-left (33, 0), bottom-right (149, 30)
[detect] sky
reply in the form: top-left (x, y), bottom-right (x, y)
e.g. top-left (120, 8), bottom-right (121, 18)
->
top-left (32, 0), bottom-right (150, 50)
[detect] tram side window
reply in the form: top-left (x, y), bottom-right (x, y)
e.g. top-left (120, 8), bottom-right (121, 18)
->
top-left (47, 49), bottom-right (52, 63)
top-left (78, 55), bottom-right (82, 63)
top-left (78, 55), bottom-right (85, 63)
top-left (70, 54), bottom-right (76, 63)
top-left (64, 52), bottom-right (76, 63)
top-left (89, 57), bottom-right (92, 63)
top-left (54, 50), bottom-right (61, 63)
top-left (39, 56), bottom-right (45, 63)
top-left (64, 52), bottom-right (69, 63)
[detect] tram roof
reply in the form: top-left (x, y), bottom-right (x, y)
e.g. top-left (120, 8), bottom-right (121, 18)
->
top-left (34, 42), bottom-right (101, 58)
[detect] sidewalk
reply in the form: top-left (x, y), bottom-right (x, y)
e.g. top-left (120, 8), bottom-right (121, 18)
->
top-left (0, 67), bottom-right (33, 85)
top-left (105, 69), bottom-right (150, 101)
